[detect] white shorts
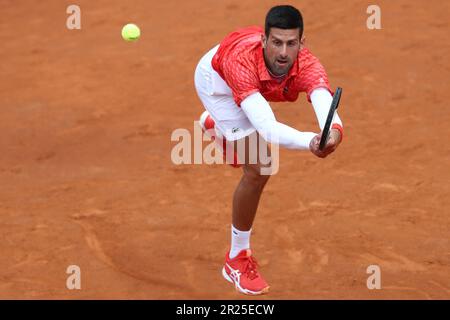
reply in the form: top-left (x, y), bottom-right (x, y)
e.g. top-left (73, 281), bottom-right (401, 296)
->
top-left (194, 45), bottom-right (256, 141)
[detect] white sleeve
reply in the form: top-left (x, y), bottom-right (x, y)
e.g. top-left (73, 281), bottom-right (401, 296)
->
top-left (310, 88), bottom-right (343, 130)
top-left (241, 92), bottom-right (317, 150)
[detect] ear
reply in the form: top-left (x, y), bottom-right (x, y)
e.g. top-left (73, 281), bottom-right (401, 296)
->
top-left (261, 34), bottom-right (267, 49)
top-left (300, 35), bottom-right (306, 49)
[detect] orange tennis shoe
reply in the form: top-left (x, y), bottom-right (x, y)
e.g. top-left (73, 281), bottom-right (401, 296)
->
top-left (222, 249), bottom-right (270, 295)
top-left (199, 110), bottom-right (216, 136)
top-left (199, 111), bottom-right (241, 168)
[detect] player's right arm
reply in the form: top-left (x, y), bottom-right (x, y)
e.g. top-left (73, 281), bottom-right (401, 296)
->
top-left (241, 92), bottom-right (317, 150)
top-left (218, 54), bottom-right (316, 150)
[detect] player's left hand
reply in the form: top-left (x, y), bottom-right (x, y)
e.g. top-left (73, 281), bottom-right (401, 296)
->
top-left (309, 129), bottom-right (342, 158)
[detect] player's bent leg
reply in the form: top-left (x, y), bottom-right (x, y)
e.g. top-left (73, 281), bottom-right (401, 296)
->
top-left (222, 133), bottom-right (271, 295)
top-left (195, 46), bottom-right (270, 295)
top-left (231, 133), bottom-right (270, 231)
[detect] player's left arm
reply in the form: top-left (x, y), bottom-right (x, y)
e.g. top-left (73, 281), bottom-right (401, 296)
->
top-left (298, 52), bottom-right (344, 157)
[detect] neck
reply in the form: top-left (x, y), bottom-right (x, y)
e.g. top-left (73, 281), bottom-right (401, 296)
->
top-left (267, 68), bottom-right (287, 79)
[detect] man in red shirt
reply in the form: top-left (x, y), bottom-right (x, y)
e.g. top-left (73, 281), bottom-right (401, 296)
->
top-left (194, 5), bottom-right (344, 295)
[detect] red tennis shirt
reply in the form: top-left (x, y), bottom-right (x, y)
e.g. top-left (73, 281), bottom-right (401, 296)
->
top-left (212, 26), bottom-right (332, 106)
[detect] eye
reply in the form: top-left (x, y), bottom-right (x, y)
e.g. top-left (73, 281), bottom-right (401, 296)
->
top-left (273, 40), bottom-right (282, 46)
top-left (288, 41), bottom-right (298, 47)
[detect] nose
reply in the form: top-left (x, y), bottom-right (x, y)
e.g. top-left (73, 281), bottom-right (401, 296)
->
top-left (279, 44), bottom-right (288, 58)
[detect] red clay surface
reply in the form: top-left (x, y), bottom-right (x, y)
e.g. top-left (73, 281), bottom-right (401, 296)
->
top-left (0, 0), bottom-right (449, 299)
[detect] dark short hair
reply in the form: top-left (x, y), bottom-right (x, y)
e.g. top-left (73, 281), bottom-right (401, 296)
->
top-left (265, 5), bottom-right (303, 37)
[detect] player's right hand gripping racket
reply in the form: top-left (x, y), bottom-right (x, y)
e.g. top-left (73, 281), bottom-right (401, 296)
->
top-left (319, 87), bottom-right (342, 151)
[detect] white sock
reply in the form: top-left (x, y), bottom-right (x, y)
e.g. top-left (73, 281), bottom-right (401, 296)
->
top-left (229, 225), bottom-right (251, 259)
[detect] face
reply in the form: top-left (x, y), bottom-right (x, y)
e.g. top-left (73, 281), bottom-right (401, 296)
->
top-left (262, 27), bottom-right (303, 76)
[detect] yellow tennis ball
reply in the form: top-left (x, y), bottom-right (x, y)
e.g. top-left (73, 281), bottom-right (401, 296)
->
top-left (121, 23), bottom-right (140, 42)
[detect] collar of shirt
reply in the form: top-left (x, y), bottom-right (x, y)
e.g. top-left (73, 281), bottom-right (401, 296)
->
top-left (256, 46), bottom-right (299, 82)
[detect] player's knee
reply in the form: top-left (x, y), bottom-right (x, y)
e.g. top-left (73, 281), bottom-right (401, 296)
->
top-left (243, 164), bottom-right (271, 187)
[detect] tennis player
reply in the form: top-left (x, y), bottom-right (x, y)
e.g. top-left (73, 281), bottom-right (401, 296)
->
top-left (194, 5), bottom-right (344, 295)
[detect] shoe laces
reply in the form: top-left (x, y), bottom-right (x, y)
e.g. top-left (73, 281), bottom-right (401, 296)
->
top-left (239, 255), bottom-right (259, 280)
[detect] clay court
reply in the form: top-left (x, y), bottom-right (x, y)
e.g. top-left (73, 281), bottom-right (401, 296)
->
top-left (0, 0), bottom-right (449, 299)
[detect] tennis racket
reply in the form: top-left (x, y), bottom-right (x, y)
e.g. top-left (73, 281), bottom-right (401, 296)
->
top-left (319, 87), bottom-right (342, 151)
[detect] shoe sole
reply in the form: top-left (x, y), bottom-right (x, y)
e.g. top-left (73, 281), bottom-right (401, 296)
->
top-left (222, 267), bottom-right (270, 296)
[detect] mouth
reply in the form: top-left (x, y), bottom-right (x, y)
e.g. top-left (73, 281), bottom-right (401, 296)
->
top-left (275, 59), bottom-right (289, 67)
